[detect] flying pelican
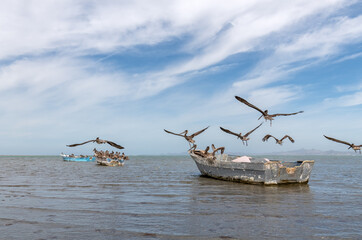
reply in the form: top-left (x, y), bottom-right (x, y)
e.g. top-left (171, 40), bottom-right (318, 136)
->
top-left (211, 144), bottom-right (225, 156)
top-left (235, 96), bottom-right (304, 126)
top-left (164, 126), bottom-right (209, 147)
top-left (67, 137), bottom-right (124, 149)
top-left (324, 135), bottom-right (361, 154)
top-left (262, 134), bottom-right (295, 145)
top-left (220, 123), bottom-right (263, 146)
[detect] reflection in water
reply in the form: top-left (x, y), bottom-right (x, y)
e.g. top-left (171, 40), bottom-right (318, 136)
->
top-left (0, 155), bottom-right (360, 239)
top-left (186, 177), bottom-right (314, 239)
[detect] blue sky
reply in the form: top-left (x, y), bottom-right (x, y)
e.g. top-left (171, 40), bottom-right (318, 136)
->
top-left (1, 0), bottom-right (362, 155)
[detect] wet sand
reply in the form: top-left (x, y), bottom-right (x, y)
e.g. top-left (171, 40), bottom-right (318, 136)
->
top-left (0, 155), bottom-right (361, 239)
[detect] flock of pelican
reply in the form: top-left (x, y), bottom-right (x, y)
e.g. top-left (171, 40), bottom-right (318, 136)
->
top-left (65, 97), bottom-right (360, 158)
top-left (66, 137), bottom-right (129, 161)
top-left (165, 95), bottom-right (361, 154)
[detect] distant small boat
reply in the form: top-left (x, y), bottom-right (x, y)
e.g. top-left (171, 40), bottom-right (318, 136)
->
top-left (189, 151), bottom-right (314, 185)
top-left (60, 154), bottom-right (95, 162)
top-left (96, 157), bottom-right (124, 167)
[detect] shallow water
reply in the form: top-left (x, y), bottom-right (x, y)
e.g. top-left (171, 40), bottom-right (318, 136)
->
top-left (0, 155), bottom-right (361, 239)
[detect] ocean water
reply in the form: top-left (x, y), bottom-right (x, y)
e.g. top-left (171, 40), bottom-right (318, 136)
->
top-left (0, 155), bottom-right (361, 239)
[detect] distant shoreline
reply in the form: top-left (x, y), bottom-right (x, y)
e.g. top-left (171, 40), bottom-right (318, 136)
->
top-left (0, 149), bottom-right (360, 157)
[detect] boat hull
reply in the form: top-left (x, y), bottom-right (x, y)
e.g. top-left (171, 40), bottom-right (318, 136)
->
top-left (61, 154), bottom-right (95, 162)
top-left (189, 152), bottom-right (314, 185)
top-left (96, 157), bottom-right (124, 167)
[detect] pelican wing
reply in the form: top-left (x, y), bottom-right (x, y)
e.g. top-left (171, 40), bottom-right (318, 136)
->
top-left (164, 129), bottom-right (185, 137)
top-left (66, 139), bottom-right (95, 147)
top-left (324, 135), bottom-right (352, 147)
top-left (244, 123), bottom-right (263, 137)
top-left (211, 144), bottom-right (225, 154)
top-left (213, 146), bottom-right (225, 155)
top-left (220, 127), bottom-right (240, 137)
top-left (271, 111), bottom-right (304, 117)
top-left (235, 96), bottom-right (265, 115)
top-left (281, 135), bottom-right (295, 143)
top-left (262, 134), bottom-right (275, 142)
top-left (190, 126), bottom-right (209, 138)
top-left (106, 141), bottom-right (124, 149)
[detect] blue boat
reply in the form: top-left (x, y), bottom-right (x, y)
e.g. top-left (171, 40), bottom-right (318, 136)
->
top-left (61, 154), bottom-right (95, 162)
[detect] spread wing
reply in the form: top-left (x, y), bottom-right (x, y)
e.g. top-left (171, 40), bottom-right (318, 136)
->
top-left (235, 96), bottom-right (265, 115)
top-left (66, 139), bottom-right (95, 147)
top-left (262, 134), bottom-right (275, 142)
top-left (220, 127), bottom-right (240, 137)
top-left (281, 135), bottom-right (295, 143)
top-left (164, 129), bottom-right (185, 137)
top-left (244, 123), bottom-right (263, 137)
top-left (190, 126), bottom-right (209, 138)
top-left (324, 135), bottom-right (352, 147)
top-left (106, 140), bottom-right (124, 149)
top-left (271, 111), bottom-right (304, 117)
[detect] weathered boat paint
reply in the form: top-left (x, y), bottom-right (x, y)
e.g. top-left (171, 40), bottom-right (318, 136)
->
top-left (189, 151), bottom-right (314, 185)
top-left (61, 154), bottom-right (95, 162)
top-left (96, 157), bottom-right (124, 167)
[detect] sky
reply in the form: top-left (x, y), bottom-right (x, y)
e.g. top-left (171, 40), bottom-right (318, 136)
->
top-left (1, 0), bottom-right (362, 155)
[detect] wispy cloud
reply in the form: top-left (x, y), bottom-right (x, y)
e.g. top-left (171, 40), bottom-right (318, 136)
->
top-left (229, 14), bottom-right (362, 100)
top-left (0, 0), bottom-right (362, 154)
top-left (324, 91), bottom-right (362, 107)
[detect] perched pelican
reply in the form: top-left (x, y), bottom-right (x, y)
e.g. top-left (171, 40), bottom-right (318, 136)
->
top-left (164, 126), bottom-right (209, 146)
top-left (194, 145), bottom-right (211, 158)
top-left (211, 144), bottom-right (225, 156)
top-left (67, 137), bottom-right (124, 149)
top-left (324, 135), bottom-right (361, 154)
top-left (220, 123), bottom-right (263, 146)
top-left (235, 96), bottom-right (303, 126)
top-left (262, 134), bottom-right (295, 145)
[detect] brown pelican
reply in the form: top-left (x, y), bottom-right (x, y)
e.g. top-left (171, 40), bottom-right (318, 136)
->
top-left (194, 145), bottom-right (211, 158)
top-left (220, 123), bottom-right (263, 146)
top-left (262, 134), bottom-right (295, 145)
top-left (164, 126), bottom-right (209, 146)
top-left (235, 96), bottom-right (303, 126)
top-left (67, 137), bottom-right (124, 149)
top-left (324, 135), bottom-right (361, 154)
top-left (211, 144), bottom-right (225, 156)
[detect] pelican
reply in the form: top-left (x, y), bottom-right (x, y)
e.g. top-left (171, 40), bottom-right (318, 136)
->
top-left (262, 134), bottom-right (295, 145)
top-left (67, 137), bottom-right (124, 149)
top-left (324, 135), bottom-right (361, 154)
top-left (220, 123), bottom-right (263, 146)
top-left (164, 126), bottom-right (209, 147)
top-left (193, 145), bottom-right (211, 157)
top-left (235, 96), bottom-right (303, 126)
top-left (211, 144), bottom-right (225, 156)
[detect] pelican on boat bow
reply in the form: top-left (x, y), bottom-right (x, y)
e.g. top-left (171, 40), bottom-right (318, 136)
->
top-left (189, 149), bottom-right (314, 185)
top-left (93, 149), bottom-right (128, 167)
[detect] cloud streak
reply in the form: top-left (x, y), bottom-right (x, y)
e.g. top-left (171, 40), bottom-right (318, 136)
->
top-left (0, 0), bottom-right (362, 154)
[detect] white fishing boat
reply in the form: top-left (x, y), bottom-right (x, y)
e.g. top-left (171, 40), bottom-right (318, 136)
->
top-left (189, 150), bottom-right (314, 185)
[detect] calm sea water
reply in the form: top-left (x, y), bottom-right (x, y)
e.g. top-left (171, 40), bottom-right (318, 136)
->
top-left (0, 155), bottom-right (361, 240)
